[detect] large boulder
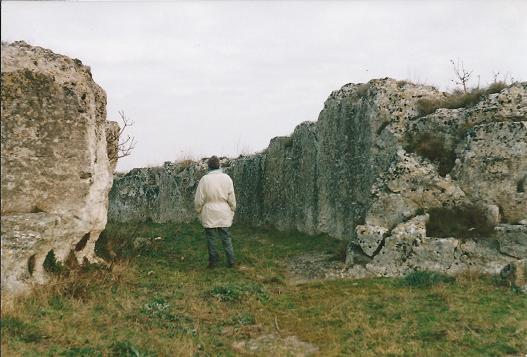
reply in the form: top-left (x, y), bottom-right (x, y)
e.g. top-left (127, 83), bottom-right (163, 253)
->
top-left (1, 41), bottom-right (118, 297)
top-left (451, 121), bottom-right (527, 224)
top-left (495, 224), bottom-right (527, 259)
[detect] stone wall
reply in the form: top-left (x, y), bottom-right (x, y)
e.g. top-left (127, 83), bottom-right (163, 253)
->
top-left (1, 41), bottom-right (118, 296)
top-left (109, 79), bottom-right (526, 277)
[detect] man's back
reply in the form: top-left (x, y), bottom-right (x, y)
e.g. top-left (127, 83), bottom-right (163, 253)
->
top-left (199, 171), bottom-right (234, 203)
top-left (194, 170), bottom-right (236, 228)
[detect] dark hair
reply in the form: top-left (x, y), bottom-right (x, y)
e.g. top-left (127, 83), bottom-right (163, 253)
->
top-left (207, 156), bottom-right (220, 170)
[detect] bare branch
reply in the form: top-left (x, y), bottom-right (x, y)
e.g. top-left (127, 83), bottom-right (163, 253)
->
top-left (107, 110), bottom-right (136, 162)
top-left (450, 58), bottom-right (473, 93)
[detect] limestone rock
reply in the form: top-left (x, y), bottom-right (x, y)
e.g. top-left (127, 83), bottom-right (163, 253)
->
top-left (456, 240), bottom-right (513, 274)
top-left (1, 41), bottom-right (117, 296)
top-left (109, 161), bottom-right (207, 223)
top-left (484, 204), bottom-right (501, 226)
top-left (361, 215), bottom-right (513, 277)
top-left (464, 83), bottom-right (527, 125)
top-left (452, 121), bottom-right (527, 223)
top-left (109, 79), bottom-right (438, 237)
top-left (366, 215), bottom-right (428, 276)
top-left (365, 150), bottom-right (466, 230)
top-left (108, 78), bottom-right (526, 278)
top-left (365, 193), bottom-right (419, 229)
top-left (409, 237), bottom-right (461, 273)
top-left (354, 224), bottom-right (388, 256)
top-left (495, 224), bottom-right (527, 259)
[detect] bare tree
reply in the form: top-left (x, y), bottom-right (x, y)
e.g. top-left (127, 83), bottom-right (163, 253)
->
top-left (116, 110), bottom-right (136, 159)
top-left (450, 59), bottom-right (473, 93)
top-left (107, 111), bottom-right (137, 162)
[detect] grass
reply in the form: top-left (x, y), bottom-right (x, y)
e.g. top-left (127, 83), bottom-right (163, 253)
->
top-left (2, 222), bottom-right (526, 356)
top-left (416, 81), bottom-right (508, 117)
top-left (402, 271), bottom-right (456, 288)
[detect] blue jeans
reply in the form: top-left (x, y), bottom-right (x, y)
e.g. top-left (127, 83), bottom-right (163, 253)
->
top-left (205, 227), bottom-right (235, 266)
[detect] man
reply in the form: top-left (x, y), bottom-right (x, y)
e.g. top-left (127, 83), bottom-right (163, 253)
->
top-left (194, 156), bottom-right (237, 268)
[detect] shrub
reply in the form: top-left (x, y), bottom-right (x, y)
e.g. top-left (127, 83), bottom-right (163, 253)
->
top-left (426, 205), bottom-right (496, 239)
top-left (415, 97), bottom-right (445, 117)
top-left (403, 271), bottom-right (455, 288)
top-left (446, 88), bottom-right (485, 108)
top-left (415, 82), bottom-right (509, 117)
top-left (485, 81), bottom-right (507, 94)
top-left (405, 133), bottom-right (456, 176)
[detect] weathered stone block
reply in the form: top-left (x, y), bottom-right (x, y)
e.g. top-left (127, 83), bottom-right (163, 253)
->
top-left (1, 41), bottom-right (118, 297)
top-left (354, 224), bottom-right (388, 256)
top-left (452, 121), bottom-right (527, 223)
top-left (495, 224), bottom-right (527, 259)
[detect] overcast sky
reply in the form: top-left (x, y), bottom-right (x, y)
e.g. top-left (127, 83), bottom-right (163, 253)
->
top-left (2, 1), bottom-right (526, 171)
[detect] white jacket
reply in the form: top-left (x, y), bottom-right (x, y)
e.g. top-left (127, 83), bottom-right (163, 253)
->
top-left (194, 170), bottom-right (236, 228)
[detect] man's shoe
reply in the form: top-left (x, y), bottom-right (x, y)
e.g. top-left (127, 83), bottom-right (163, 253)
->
top-left (227, 262), bottom-right (237, 268)
top-left (207, 262), bottom-right (218, 269)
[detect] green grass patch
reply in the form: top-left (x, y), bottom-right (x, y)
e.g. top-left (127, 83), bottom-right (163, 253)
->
top-left (206, 282), bottom-right (269, 303)
top-left (402, 270), bottom-right (456, 288)
top-left (60, 346), bottom-right (103, 357)
top-left (1, 317), bottom-right (45, 343)
top-left (224, 312), bottom-right (256, 326)
top-left (2, 222), bottom-right (526, 356)
top-left (111, 340), bottom-right (153, 357)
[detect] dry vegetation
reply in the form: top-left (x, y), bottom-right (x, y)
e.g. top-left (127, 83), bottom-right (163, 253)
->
top-left (415, 81), bottom-right (508, 118)
top-left (2, 222), bottom-right (526, 356)
top-left (404, 133), bottom-right (457, 177)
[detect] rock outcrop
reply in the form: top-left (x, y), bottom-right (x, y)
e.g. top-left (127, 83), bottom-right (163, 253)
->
top-left (1, 41), bottom-right (118, 296)
top-left (109, 79), bottom-right (526, 277)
